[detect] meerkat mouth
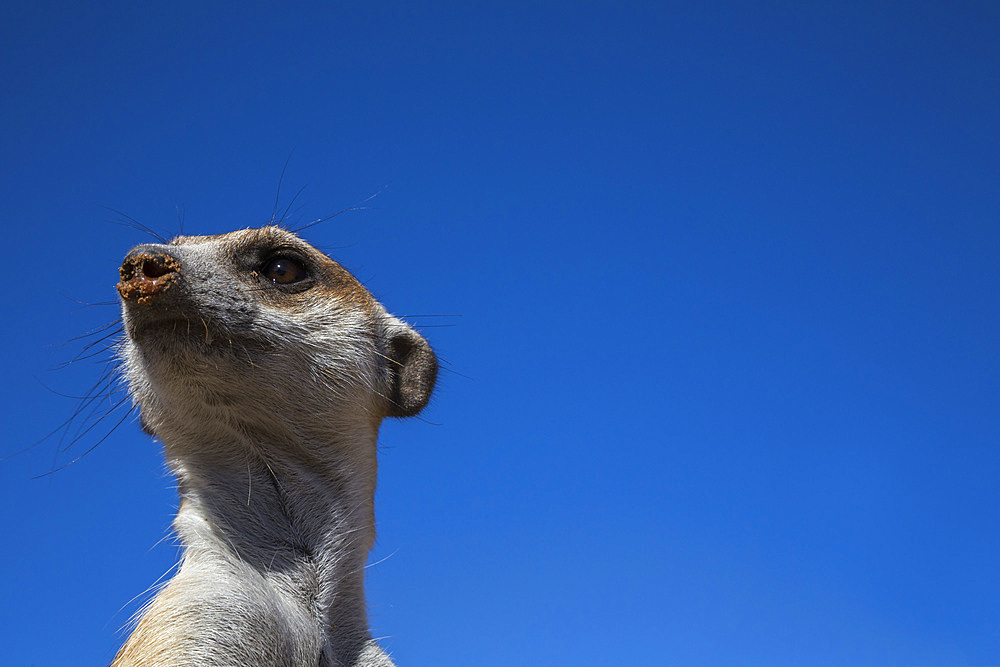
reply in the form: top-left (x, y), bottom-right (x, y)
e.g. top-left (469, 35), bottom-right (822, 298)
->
top-left (129, 316), bottom-right (212, 343)
top-left (127, 312), bottom-right (279, 360)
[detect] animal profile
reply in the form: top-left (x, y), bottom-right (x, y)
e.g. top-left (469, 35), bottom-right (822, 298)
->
top-left (111, 226), bottom-right (436, 666)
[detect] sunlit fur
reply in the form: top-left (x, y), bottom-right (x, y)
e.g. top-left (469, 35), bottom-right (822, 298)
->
top-left (112, 227), bottom-right (436, 667)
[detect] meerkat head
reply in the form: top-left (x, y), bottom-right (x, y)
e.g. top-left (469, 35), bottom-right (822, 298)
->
top-left (115, 226), bottom-right (437, 451)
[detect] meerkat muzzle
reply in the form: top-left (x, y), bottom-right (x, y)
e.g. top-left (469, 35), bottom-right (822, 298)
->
top-left (117, 250), bottom-right (182, 305)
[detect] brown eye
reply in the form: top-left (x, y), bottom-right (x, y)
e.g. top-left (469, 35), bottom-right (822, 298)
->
top-left (263, 257), bottom-right (307, 284)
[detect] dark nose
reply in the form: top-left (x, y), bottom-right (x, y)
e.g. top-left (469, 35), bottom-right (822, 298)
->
top-left (117, 248), bottom-right (181, 303)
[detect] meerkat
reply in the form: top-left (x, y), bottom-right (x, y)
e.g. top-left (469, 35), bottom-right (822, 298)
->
top-left (111, 225), bottom-right (436, 667)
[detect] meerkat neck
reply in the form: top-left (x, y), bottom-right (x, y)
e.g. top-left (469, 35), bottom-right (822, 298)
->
top-left (112, 427), bottom-right (392, 667)
top-left (167, 428), bottom-right (381, 642)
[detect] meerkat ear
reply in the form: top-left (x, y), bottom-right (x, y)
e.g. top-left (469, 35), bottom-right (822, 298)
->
top-left (386, 328), bottom-right (438, 417)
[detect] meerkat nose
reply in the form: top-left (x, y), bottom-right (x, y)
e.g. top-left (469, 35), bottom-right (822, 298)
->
top-left (140, 256), bottom-right (174, 279)
top-left (117, 249), bottom-right (182, 302)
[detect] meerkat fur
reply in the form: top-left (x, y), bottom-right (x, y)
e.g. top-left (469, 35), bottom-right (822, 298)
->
top-left (110, 226), bottom-right (437, 667)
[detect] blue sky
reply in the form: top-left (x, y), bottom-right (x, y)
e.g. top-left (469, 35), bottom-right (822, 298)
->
top-left (2, 1), bottom-right (999, 664)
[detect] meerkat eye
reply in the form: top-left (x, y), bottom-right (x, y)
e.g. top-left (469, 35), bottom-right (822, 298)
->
top-left (263, 257), bottom-right (307, 284)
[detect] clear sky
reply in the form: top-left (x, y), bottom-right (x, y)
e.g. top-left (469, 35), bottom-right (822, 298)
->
top-left (2, 2), bottom-right (999, 665)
